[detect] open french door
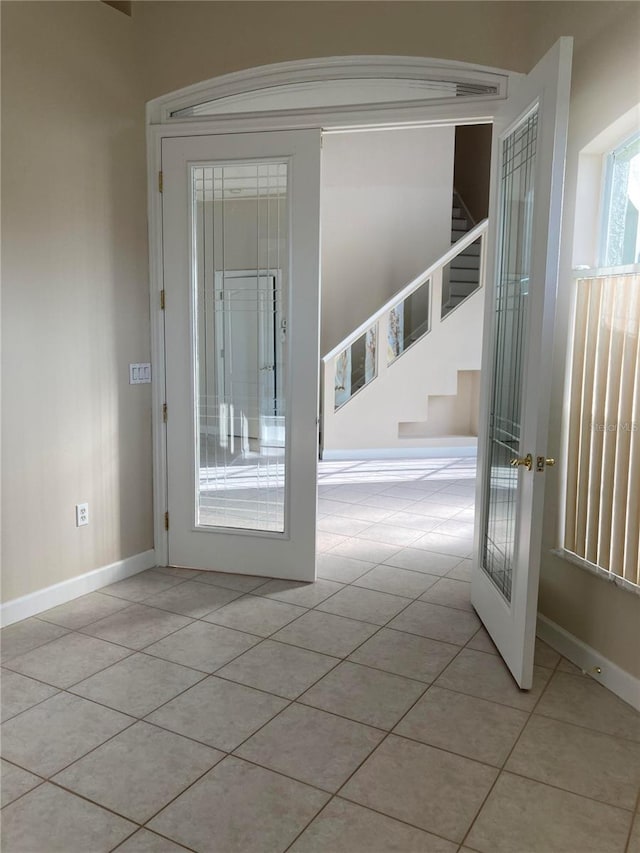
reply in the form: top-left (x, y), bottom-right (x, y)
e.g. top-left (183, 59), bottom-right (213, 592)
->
top-left (471, 38), bottom-right (573, 688)
top-left (162, 130), bottom-right (321, 578)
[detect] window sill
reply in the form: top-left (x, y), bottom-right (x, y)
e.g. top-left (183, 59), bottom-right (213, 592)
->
top-left (551, 548), bottom-right (640, 596)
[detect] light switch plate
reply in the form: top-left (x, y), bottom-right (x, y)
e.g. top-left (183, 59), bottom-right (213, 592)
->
top-left (129, 363), bottom-right (151, 384)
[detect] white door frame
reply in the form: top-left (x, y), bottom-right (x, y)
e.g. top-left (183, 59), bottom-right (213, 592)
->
top-left (147, 55), bottom-right (523, 566)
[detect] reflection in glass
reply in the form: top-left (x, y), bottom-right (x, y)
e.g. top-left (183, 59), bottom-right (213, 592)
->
top-left (387, 279), bottom-right (431, 363)
top-left (441, 237), bottom-right (483, 318)
top-left (334, 325), bottom-right (377, 410)
top-left (482, 110), bottom-right (538, 600)
top-left (192, 162), bottom-right (288, 532)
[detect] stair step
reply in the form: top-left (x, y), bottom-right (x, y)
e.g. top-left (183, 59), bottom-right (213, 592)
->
top-left (451, 216), bottom-right (468, 229)
top-left (448, 254), bottom-right (481, 270)
top-left (451, 206), bottom-right (462, 218)
top-left (451, 229), bottom-right (468, 242)
top-left (447, 268), bottom-right (480, 283)
top-left (449, 283), bottom-right (478, 297)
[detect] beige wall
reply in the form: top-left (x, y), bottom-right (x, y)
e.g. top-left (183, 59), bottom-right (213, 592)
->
top-left (527, 3), bottom-right (640, 677)
top-left (321, 127), bottom-right (454, 354)
top-left (2, 0), bottom-right (638, 682)
top-left (1, 1), bottom-right (151, 601)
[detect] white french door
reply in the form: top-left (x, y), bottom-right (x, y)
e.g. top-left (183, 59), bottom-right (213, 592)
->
top-left (162, 130), bottom-right (321, 578)
top-left (471, 38), bottom-right (573, 688)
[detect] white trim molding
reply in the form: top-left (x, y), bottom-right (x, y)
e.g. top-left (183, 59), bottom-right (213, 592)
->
top-left (321, 444), bottom-right (477, 461)
top-left (0, 550), bottom-right (157, 627)
top-left (537, 613), bottom-right (640, 711)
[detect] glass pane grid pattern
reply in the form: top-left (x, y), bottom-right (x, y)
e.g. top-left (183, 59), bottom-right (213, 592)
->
top-left (193, 162), bottom-right (289, 533)
top-left (482, 110), bottom-right (538, 601)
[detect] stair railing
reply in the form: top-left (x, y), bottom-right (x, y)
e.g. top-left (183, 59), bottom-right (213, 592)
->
top-left (321, 218), bottom-right (488, 422)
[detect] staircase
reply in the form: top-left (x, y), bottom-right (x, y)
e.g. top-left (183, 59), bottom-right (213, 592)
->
top-left (320, 218), bottom-right (488, 458)
top-left (442, 192), bottom-right (483, 317)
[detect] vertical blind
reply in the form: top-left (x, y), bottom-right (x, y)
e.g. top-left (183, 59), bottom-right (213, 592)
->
top-left (565, 271), bottom-right (640, 587)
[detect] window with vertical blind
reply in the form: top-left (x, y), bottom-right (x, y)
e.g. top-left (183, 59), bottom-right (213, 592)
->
top-left (564, 269), bottom-right (640, 590)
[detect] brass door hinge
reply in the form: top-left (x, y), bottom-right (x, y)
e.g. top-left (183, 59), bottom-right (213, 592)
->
top-left (163, 403), bottom-right (168, 423)
top-left (160, 289), bottom-right (165, 310)
top-left (164, 511), bottom-right (169, 531)
top-left (158, 171), bottom-right (163, 193)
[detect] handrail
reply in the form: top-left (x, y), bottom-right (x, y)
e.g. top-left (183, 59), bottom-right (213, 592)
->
top-left (323, 218), bottom-right (488, 362)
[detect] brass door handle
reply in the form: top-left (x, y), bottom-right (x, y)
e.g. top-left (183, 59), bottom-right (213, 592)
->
top-left (510, 453), bottom-right (533, 471)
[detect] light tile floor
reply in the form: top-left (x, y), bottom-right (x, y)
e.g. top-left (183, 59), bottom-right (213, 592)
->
top-left (2, 457), bottom-right (639, 852)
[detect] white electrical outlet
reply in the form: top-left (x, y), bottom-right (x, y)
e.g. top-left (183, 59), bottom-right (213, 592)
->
top-left (76, 503), bottom-right (89, 527)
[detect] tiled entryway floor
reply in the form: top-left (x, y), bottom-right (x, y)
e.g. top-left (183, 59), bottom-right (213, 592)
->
top-left (2, 458), bottom-right (640, 852)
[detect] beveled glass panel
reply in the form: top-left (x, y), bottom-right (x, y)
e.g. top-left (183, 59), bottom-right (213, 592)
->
top-left (192, 162), bottom-right (288, 532)
top-left (482, 110), bottom-right (538, 601)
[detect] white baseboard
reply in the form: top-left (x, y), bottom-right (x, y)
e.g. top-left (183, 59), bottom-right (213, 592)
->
top-left (321, 445), bottom-right (478, 461)
top-left (537, 613), bottom-right (640, 711)
top-left (0, 549), bottom-right (157, 628)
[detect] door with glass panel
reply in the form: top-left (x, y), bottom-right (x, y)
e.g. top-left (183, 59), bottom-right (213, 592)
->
top-left (162, 130), bottom-right (321, 577)
top-left (471, 39), bottom-right (572, 688)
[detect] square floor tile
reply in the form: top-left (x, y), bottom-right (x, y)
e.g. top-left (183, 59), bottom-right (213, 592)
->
top-left (433, 518), bottom-right (475, 539)
top-left (411, 532), bottom-right (472, 558)
top-left (410, 499), bottom-right (460, 520)
top-left (533, 638), bottom-right (561, 669)
top-left (144, 580), bottom-right (243, 618)
top-left (272, 610), bottom-right (378, 658)
top-left (236, 703), bottom-right (383, 792)
top-left (146, 676), bottom-right (287, 751)
top-left (101, 570), bottom-right (185, 602)
top-left (447, 558), bottom-right (472, 581)
top-left (0, 618), bottom-right (68, 664)
top-left (154, 566), bottom-right (200, 580)
top-left (395, 685), bottom-right (528, 766)
top-left (534, 671), bottom-right (640, 741)
top-left (419, 577), bottom-right (473, 611)
top-left (114, 829), bottom-right (190, 852)
top-left (1, 760), bottom-right (42, 807)
top-left (628, 814), bottom-right (640, 853)
top-left (435, 649), bottom-right (552, 711)
top-left (341, 734), bottom-right (498, 843)
top-left (316, 586), bottom-right (409, 626)
top-left (316, 554), bottom-right (374, 583)
top-left (289, 797), bottom-right (458, 853)
top-left (300, 661), bottom-right (426, 729)
top-left (327, 502), bottom-right (394, 523)
top-left (359, 495), bottom-right (415, 511)
top-left (216, 639), bottom-right (337, 699)
top-left (1, 782), bottom-right (136, 852)
top-left (36, 592), bottom-right (131, 630)
top-left (144, 620), bottom-right (260, 672)
top-left (353, 565), bottom-right (439, 599)
top-left (328, 538), bottom-right (403, 564)
top-left (4, 631), bottom-right (131, 688)
top-left (505, 714), bottom-right (640, 809)
top-left (384, 511), bottom-right (443, 533)
top-left (466, 625), bottom-right (498, 654)
top-left (383, 548), bottom-right (460, 576)
top-left (0, 692), bottom-right (133, 777)
top-left (355, 523), bottom-right (423, 547)
top-left (70, 652), bottom-right (204, 717)
top-left (148, 756), bottom-right (329, 852)
top-left (82, 603), bottom-right (192, 650)
top-left (316, 531), bottom-right (350, 552)
top-left (318, 514), bottom-right (372, 536)
top-left (466, 772), bottom-right (632, 853)
top-left (254, 578), bottom-right (344, 608)
top-left (186, 570), bottom-right (268, 592)
top-left (203, 593), bottom-right (307, 636)
top-left (54, 721), bottom-right (224, 823)
top-left (388, 600), bottom-right (480, 645)
top-left (1, 669), bottom-right (58, 721)
top-left (348, 628), bottom-right (459, 683)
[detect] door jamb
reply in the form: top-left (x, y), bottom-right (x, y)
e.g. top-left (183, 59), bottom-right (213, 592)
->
top-left (147, 57), bottom-right (523, 565)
